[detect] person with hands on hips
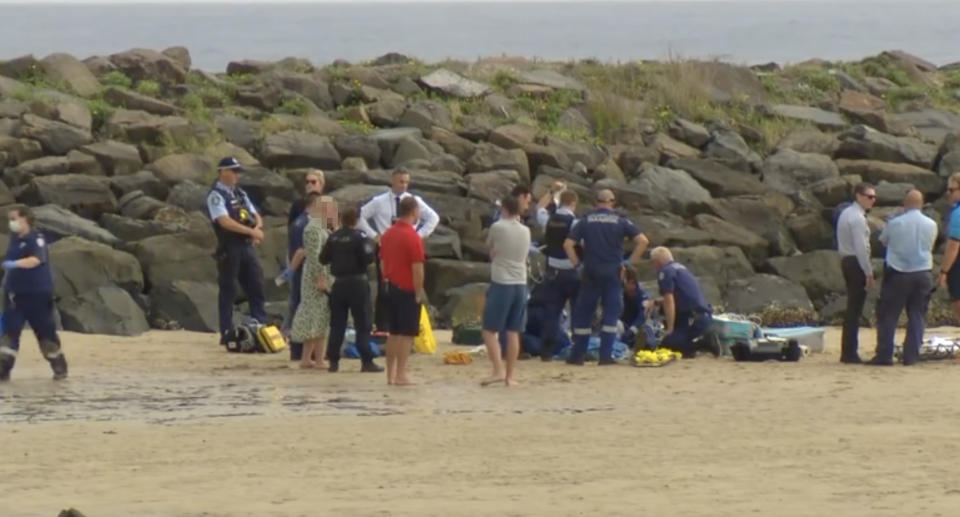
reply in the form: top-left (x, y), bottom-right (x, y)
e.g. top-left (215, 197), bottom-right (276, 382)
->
top-left (207, 156), bottom-right (268, 346)
top-left (0, 206), bottom-right (67, 381)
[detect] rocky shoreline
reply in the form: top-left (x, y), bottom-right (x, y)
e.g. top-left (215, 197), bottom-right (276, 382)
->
top-left (1, 48), bottom-right (958, 336)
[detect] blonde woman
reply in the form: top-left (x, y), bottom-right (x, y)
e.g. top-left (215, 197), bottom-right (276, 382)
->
top-left (284, 169), bottom-right (326, 362)
top-left (291, 192), bottom-right (334, 369)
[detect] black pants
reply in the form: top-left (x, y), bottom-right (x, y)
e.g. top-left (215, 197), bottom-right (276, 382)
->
top-left (217, 244), bottom-right (267, 344)
top-left (373, 245), bottom-right (389, 332)
top-left (327, 276), bottom-right (377, 364)
top-left (875, 269), bottom-right (932, 364)
top-left (840, 256), bottom-right (867, 360)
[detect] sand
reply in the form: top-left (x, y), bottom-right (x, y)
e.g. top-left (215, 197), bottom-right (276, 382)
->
top-left (2, 327), bottom-right (960, 517)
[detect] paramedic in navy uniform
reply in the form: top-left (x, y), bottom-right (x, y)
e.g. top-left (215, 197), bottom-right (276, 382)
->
top-left (356, 168), bottom-right (439, 330)
top-left (207, 157), bottom-right (268, 345)
top-left (0, 206), bottom-right (68, 381)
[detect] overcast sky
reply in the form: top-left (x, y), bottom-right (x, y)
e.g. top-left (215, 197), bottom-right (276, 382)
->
top-left (0, 0), bottom-right (931, 3)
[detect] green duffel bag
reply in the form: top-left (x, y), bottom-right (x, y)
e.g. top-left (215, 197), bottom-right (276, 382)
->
top-left (452, 324), bottom-right (484, 346)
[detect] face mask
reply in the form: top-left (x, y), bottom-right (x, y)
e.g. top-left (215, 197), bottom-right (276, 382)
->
top-left (8, 220), bottom-right (21, 234)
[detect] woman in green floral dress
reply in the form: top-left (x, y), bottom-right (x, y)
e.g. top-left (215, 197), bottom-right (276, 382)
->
top-left (291, 194), bottom-right (333, 369)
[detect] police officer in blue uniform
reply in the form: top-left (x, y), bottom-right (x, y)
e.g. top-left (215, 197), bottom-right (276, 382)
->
top-left (207, 157), bottom-right (268, 345)
top-left (537, 189), bottom-right (580, 361)
top-left (563, 189), bottom-right (649, 365)
top-left (320, 207), bottom-right (384, 373)
top-left (0, 206), bottom-right (67, 381)
top-left (650, 246), bottom-right (718, 358)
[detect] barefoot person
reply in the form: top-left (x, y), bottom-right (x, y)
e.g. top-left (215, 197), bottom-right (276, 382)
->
top-left (290, 192), bottom-right (333, 370)
top-left (480, 196), bottom-right (531, 387)
top-left (0, 207), bottom-right (67, 381)
top-left (379, 197), bottom-right (426, 386)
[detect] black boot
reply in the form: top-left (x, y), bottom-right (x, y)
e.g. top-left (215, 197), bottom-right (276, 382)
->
top-left (0, 353), bottom-right (13, 382)
top-left (361, 361), bottom-right (384, 373)
top-left (289, 342), bottom-right (303, 361)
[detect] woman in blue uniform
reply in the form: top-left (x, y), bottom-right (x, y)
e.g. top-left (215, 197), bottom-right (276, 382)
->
top-left (0, 207), bottom-right (67, 381)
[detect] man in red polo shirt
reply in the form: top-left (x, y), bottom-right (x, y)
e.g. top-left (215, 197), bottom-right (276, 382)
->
top-left (379, 196), bottom-right (425, 386)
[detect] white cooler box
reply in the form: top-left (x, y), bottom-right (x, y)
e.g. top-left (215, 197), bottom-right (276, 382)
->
top-left (762, 327), bottom-right (826, 354)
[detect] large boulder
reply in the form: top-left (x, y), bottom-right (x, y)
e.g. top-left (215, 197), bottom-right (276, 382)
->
top-left (118, 190), bottom-right (168, 220)
top-left (425, 226), bottom-right (463, 260)
top-left (33, 204), bottom-right (119, 246)
top-left (488, 124), bottom-right (538, 150)
top-left (100, 213), bottom-right (184, 243)
top-left (367, 99), bottom-right (408, 128)
top-left (149, 280), bottom-right (219, 332)
top-left (834, 159), bottom-right (942, 196)
top-left (146, 153), bottom-right (213, 185)
top-left (370, 127), bottom-right (423, 165)
top-left (516, 69), bottom-right (585, 91)
top-left (18, 114), bottom-right (92, 155)
top-left (6, 156), bottom-right (72, 185)
top-left (648, 133), bottom-right (700, 162)
top-left (104, 109), bottom-right (192, 146)
top-left (786, 210), bottom-right (836, 252)
top-left (761, 149), bottom-right (840, 194)
top-left (0, 136), bottom-right (43, 165)
top-left (334, 134), bottom-right (382, 169)
top-left (78, 140), bottom-right (143, 176)
top-left (273, 72), bottom-right (333, 110)
top-left (110, 169), bottom-right (168, 200)
top-left (40, 53), bottom-right (102, 97)
top-left (20, 174), bottom-right (118, 219)
top-left (161, 46), bottom-right (192, 71)
top-left (667, 157), bottom-right (766, 197)
top-left (48, 236), bottom-right (144, 299)
top-left (133, 232), bottom-right (217, 289)
top-left (704, 127), bottom-right (762, 173)
top-left (165, 180), bottom-right (208, 212)
top-left (103, 87), bottom-right (179, 116)
top-left (215, 114), bottom-right (261, 150)
top-left (837, 90), bottom-right (887, 129)
top-left (765, 250), bottom-right (845, 303)
top-left (809, 175), bottom-right (861, 207)
top-left (58, 286), bottom-right (150, 336)
top-left (692, 214), bottom-right (769, 267)
top-left (438, 282), bottom-right (489, 328)
top-left (466, 143), bottom-right (530, 183)
top-left (418, 69), bottom-right (490, 98)
top-left (836, 125), bottom-right (938, 169)
top-left (627, 164), bottom-right (712, 216)
top-left (671, 246), bottom-right (754, 286)
top-left (888, 110), bottom-right (960, 145)
top-left (237, 166), bottom-right (296, 203)
top-left (769, 104), bottom-right (847, 131)
top-left (390, 137), bottom-right (433, 168)
top-left (29, 90), bottom-right (93, 131)
top-left (399, 101), bottom-right (453, 133)
top-left (466, 169), bottom-right (521, 203)
top-left (429, 128), bottom-right (476, 162)
top-left (109, 48), bottom-right (187, 86)
top-left (425, 259), bottom-right (491, 306)
top-left (937, 134), bottom-right (960, 179)
top-left (723, 274), bottom-right (816, 315)
top-left (261, 131), bottom-right (341, 169)
top-left (702, 196), bottom-right (796, 256)
top-left (776, 129), bottom-right (841, 156)
top-left (668, 119), bottom-right (711, 148)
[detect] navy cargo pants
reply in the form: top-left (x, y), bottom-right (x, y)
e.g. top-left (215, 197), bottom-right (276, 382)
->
top-left (0, 291), bottom-right (67, 378)
top-left (217, 244), bottom-right (267, 344)
top-left (875, 269), bottom-right (932, 364)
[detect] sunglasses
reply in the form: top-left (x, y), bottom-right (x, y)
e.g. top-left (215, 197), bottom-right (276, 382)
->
top-left (949, 187), bottom-right (959, 194)
top-left (306, 179), bottom-right (320, 185)
top-left (860, 193), bottom-right (876, 200)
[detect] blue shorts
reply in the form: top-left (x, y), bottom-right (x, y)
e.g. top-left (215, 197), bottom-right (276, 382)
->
top-left (483, 283), bottom-right (527, 333)
top-left (948, 269), bottom-right (960, 301)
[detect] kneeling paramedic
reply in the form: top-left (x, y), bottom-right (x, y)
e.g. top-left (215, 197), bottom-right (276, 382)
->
top-left (620, 265), bottom-right (657, 350)
top-left (0, 206), bottom-right (67, 381)
top-left (563, 189), bottom-right (649, 365)
top-left (650, 246), bottom-right (718, 358)
top-left (537, 189), bottom-right (580, 361)
top-left (320, 207), bottom-right (384, 373)
top-left (207, 157), bottom-right (267, 345)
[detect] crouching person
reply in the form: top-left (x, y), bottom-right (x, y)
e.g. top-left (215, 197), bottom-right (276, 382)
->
top-left (650, 247), bottom-right (718, 359)
top-left (620, 265), bottom-right (657, 350)
top-left (0, 207), bottom-right (67, 381)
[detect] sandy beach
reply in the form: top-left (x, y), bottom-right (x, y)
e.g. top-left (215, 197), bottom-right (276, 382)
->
top-left (2, 327), bottom-right (960, 517)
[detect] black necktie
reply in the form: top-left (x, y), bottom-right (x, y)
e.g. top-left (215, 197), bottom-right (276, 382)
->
top-left (394, 196), bottom-right (401, 221)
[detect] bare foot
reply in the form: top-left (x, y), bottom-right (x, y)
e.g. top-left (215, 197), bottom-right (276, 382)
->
top-left (314, 362), bottom-right (327, 371)
top-left (480, 376), bottom-right (505, 387)
top-left (505, 379), bottom-right (520, 388)
top-left (394, 377), bottom-right (417, 386)
top-left (299, 361), bottom-right (315, 370)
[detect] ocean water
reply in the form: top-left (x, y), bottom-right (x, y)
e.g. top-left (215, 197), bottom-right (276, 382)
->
top-left (1, 1), bottom-right (959, 71)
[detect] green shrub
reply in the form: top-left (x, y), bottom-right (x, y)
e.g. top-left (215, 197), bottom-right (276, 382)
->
top-left (861, 55), bottom-right (913, 87)
top-left (100, 70), bottom-right (133, 89)
top-left (276, 96), bottom-right (311, 116)
top-left (491, 70), bottom-right (517, 91)
top-left (178, 92), bottom-right (211, 121)
top-left (134, 79), bottom-right (162, 97)
top-left (339, 119), bottom-right (375, 135)
top-left (886, 86), bottom-right (927, 110)
top-left (87, 97), bottom-right (115, 133)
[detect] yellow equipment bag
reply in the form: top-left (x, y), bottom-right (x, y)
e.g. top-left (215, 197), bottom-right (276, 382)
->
top-left (256, 325), bottom-right (288, 354)
top-left (413, 305), bottom-right (437, 354)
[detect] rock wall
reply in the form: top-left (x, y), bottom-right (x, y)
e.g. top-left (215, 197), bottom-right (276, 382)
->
top-left (1, 48), bottom-right (958, 335)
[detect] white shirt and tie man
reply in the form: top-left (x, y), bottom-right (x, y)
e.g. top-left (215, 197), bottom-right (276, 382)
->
top-left (357, 168), bottom-right (439, 331)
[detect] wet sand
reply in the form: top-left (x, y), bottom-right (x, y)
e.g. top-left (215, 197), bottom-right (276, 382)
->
top-left (3, 328), bottom-right (960, 516)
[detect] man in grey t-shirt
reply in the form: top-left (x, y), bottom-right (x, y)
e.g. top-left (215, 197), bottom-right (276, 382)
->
top-left (481, 196), bottom-right (531, 388)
